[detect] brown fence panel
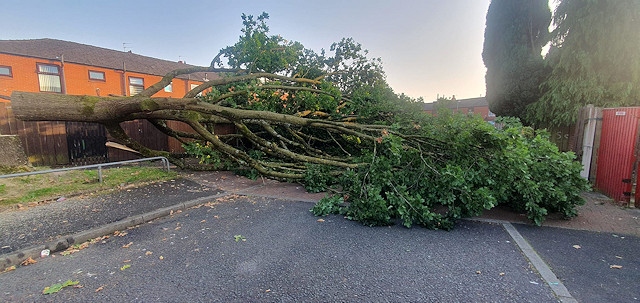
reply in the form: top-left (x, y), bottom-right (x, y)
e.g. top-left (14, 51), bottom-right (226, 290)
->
top-left (11, 120), bottom-right (69, 166)
top-left (0, 102), bottom-right (18, 135)
top-left (1, 103), bottom-right (70, 166)
top-left (108, 120), bottom-right (169, 162)
top-left (166, 121), bottom-right (192, 153)
top-left (595, 107), bottom-right (640, 203)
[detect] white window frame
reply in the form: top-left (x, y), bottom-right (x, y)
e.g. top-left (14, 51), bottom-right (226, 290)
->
top-left (129, 76), bottom-right (144, 96)
top-left (37, 63), bottom-right (62, 93)
top-left (89, 70), bottom-right (106, 81)
top-left (0, 65), bottom-right (12, 77)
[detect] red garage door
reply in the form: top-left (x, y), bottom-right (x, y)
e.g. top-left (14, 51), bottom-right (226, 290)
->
top-left (595, 107), bottom-right (640, 206)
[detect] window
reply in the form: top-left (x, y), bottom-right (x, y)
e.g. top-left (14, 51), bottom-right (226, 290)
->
top-left (190, 83), bottom-right (202, 96)
top-left (88, 70), bottom-right (105, 81)
top-left (37, 64), bottom-right (62, 93)
top-left (129, 77), bottom-right (144, 95)
top-left (164, 83), bottom-right (172, 92)
top-left (0, 65), bottom-right (12, 77)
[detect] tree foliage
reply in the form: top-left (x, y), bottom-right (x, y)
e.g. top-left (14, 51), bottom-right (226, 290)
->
top-left (11, 13), bottom-right (589, 229)
top-left (526, 0), bottom-right (640, 127)
top-left (312, 114), bottom-right (589, 228)
top-left (482, 0), bottom-right (551, 120)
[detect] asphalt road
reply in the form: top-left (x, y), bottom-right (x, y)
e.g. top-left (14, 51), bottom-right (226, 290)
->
top-left (516, 224), bottom-right (640, 303)
top-left (1, 195), bottom-right (559, 302)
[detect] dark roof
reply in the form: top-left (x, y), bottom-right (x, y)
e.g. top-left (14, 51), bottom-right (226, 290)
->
top-left (423, 97), bottom-right (488, 111)
top-left (0, 38), bottom-right (211, 80)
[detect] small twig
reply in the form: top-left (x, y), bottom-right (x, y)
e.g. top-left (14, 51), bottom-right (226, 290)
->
top-left (327, 131), bottom-right (351, 157)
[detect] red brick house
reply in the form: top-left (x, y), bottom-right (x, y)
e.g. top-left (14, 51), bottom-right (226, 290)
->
top-left (423, 96), bottom-right (496, 122)
top-left (0, 38), bottom-right (214, 165)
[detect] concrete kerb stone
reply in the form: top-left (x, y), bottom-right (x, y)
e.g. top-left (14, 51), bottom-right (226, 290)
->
top-left (0, 192), bottom-right (227, 272)
top-left (469, 218), bottom-right (578, 303)
top-left (502, 222), bottom-right (578, 303)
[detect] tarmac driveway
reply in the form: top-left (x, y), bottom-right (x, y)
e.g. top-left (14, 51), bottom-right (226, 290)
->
top-left (1, 195), bottom-right (559, 302)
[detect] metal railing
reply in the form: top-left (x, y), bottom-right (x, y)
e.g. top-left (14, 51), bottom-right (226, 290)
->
top-left (0, 157), bottom-right (171, 183)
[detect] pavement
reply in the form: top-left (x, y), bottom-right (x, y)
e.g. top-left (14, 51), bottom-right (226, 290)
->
top-left (0, 170), bottom-right (639, 302)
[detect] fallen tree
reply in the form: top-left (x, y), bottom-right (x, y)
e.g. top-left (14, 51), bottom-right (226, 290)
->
top-left (11, 13), bottom-right (589, 229)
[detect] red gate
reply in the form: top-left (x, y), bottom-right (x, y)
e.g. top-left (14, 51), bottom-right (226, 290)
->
top-left (595, 107), bottom-right (640, 206)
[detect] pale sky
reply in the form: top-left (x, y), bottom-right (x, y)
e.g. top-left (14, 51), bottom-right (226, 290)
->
top-left (2, 0), bottom-right (492, 101)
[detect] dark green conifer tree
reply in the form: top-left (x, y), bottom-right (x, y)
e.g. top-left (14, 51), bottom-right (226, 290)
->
top-left (526, 0), bottom-right (640, 127)
top-left (482, 0), bottom-right (551, 121)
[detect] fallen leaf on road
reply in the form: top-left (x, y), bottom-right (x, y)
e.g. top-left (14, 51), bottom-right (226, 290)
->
top-left (57, 249), bottom-right (75, 258)
top-left (123, 260), bottom-right (131, 263)
top-left (145, 251), bottom-right (153, 256)
top-left (159, 256), bottom-right (164, 260)
top-left (200, 220), bottom-right (206, 223)
top-left (90, 235), bottom-right (110, 243)
top-left (61, 242), bottom-right (89, 256)
top-left (95, 286), bottom-right (104, 292)
top-left (2, 266), bottom-right (16, 273)
top-left (317, 219), bottom-right (325, 222)
top-left (234, 235), bottom-right (247, 242)
top-left (43, 280), bottom-right (79, 295)
top-left (120, 264), bottom-right (131, 271)
top-left (122, 242), bottom-right (133, 248)
top-left (74, 242), bottom-right (89, 250)
top-left (572, 245), bottom-right (581, 249)
top-left (610, 265), bottom-right (623, 269)
top-left (21, 257), bottom-right (37, 266)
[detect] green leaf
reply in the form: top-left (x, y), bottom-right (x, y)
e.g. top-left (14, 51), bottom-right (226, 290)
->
top-left (42, 280), bottom-right (79, 295)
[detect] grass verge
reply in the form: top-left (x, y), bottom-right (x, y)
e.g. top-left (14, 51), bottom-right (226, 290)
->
top-left (0, 166), bottom-right (177, 208)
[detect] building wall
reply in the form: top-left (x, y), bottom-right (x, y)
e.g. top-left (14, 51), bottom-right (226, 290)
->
top-left (0, 53), bottom-right (201, 99)
top-left (0, 52), bottom-right (207, 165)
top-left (0, 53), bottom-right (44, 97)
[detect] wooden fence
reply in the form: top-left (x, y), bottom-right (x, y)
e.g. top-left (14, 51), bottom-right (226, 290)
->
top-left (0, 102), bottom-right (169, 166)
